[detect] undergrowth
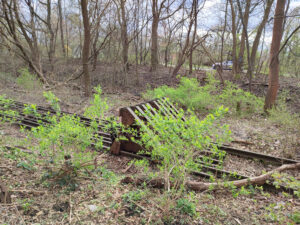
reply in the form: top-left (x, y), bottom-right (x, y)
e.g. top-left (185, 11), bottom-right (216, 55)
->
top-left (132, 102), bottom-right (231, 192)
top-left (16, 67), bottom-right (41, 90)
top-left (144, 74), bottom-right (300, 129)
top-left (143, 73), bottom-right (263, 116)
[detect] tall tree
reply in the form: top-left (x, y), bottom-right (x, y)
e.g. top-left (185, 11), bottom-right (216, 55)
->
top-left (229, 0), bottom-right (238, 76)
top-left (237, 0), bottom-right (251, 73)
top-left (115, 0), bottom-right (129, 71)
top-left (247, 0), bottom-right (274, 80)
top-left (80, 0), bottom-right (91, 97)
top-left (0, 0), bottom-right (47, 84)
top-left (150, 0), bottom-right (183, 72)
top-left (58, 0), bottom-right (66, 57)
top-left (264, 0), bottom-right (286, 110)
top-left (172, 0), bottom-right (203, 76)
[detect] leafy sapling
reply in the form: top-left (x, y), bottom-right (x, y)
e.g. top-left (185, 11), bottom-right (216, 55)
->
top-left (132, 98), bottom-right (231, 192)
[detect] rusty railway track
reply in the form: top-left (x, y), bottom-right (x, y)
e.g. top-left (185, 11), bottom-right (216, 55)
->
top-left (113, 98), bottom-right (299, 194)
top-left (1, 98), bottom-right (299, 194)
top-left (0, 101), bottom-right (113, 150)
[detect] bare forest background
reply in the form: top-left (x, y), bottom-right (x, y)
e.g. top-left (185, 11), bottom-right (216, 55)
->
top-left (0, 0), bottom-right (299, 108)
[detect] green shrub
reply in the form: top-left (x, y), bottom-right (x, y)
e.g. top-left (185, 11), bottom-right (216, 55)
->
top-left (143, 74), bottom-right (218, 111)
top-left (0, 95), bottom-right (19, 124)
top-left (122, 190), bottom-right (148, 215)
top-left (290, 211), bottom-right (300, 223)
top-left (176, 198), bottom-right (197, 217)
top-left (144, 73), bottom-right (263, 116)
top-left (16, 68), bottom-right (41, 90)
top-left (27, 87), bottom-right (108, 186)
top-left (84, 86), bottom-right (108, 120)
top-left (219, 81), bottom-right (264, 115)
top-left (43, 91), bottom-right (61, 112)
top-left (268, 91), bottom-right (300, 130)
top-left (133, 102), bottom-right (230, 191)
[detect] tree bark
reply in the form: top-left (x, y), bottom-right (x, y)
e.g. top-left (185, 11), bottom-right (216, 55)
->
top-left (237, 0), bottom-right (252, 91)
top-left (247, 0), bottom-right (274, 80)
top-left (150, 0), bottom-right (184, 72)
top-left (220, 0), bottom-right (228, 75)
top-left (229, 0), bottom-right (238, 77)
top-left (122, 163), bottom-right (300, 192)
top-left (264, 0), bottom-right (286, 111)
top-left (0, 0), bottom-right (48, 84)
top-left (237, 0), bottom-right (251, 73)
top-left (58, 0), bottom-right (66, 57)
top-left (120, 0), bottom-right (129, 71)
top-left (188, 162), bottom-right (300, 191)
top-left (80, 0), bottom-right (92, 97)
top-left (188, 0), bottom-right (199, 75)
top-left (150, 12), bottom-right (159, 72)
top-left (46, 0), bottom-right (56, 72)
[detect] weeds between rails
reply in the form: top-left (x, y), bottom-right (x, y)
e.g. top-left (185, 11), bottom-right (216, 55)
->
top-left (1, 98), bottom-right (299, 195)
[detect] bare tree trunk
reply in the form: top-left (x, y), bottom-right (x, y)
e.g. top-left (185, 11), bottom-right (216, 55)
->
top-left (188, 162), bottom-right (300, 191)
top-left (173, 0), bottom-right (200, 76)
top-left (229, 0), bottom-right (238, 77)
top-left (220, 0), bottom-right (228, 74)
top-left (264, 0), bottom-right (286, 111)
top-left (122, 163), bottom-right (300, 192)
top-left (188, 1), bottom-right (198, 75)
top-left (120, 0), bottom-right (129, 71)
top-left (150, 0), bottom-right (184, 72)
top-left (80, 0), bottom-right (91, 97)
top-left (58, 0), bottom-right (66, 57)
top-left (150, 12), bottom-right (159, 72)
top-left (237, 0), bottom-right (251, 73)
top-left (237, 0), bottom-right (252, 91)
top-left (248, 0), bottom-right (274, 79)
top-left (1, 0), bottom-right (47, 84)
top-left (46, 0), bottom-right (56, 72)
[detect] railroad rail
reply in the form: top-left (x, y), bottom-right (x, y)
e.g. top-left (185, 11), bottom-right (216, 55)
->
top-left (114, 97), bottom-right (299, 165)
top-left (113, 98), bottom-right (299, 194)
top-left (0, 100), bottom-right (113, 150)
top-left (1, 98), bottom-right (299, 194)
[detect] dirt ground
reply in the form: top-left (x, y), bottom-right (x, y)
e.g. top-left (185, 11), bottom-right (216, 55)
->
top-left (0, 65), bottom-right (300, 224)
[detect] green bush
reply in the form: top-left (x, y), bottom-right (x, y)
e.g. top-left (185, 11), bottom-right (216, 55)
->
top-left (176, 198), bottom-right (197, 217)
top-left (16, 68), bottom-right (41, 90)
top-left (143, 75), bottom-right (218, 111)
top-left (132, 102), bottom-right (230, 191)
top-left (144, 74), bottom-right (264, 116)
top-left (0, 95), bottom-right (19, 124)
top-left (43, 91), bottom-right (61, 112)
top-left (84, 86), bottom-right (108, 120)
top-left (26, 87), bottom-right (107, 186)
top-left (268, 91), bottom-right (300, 130)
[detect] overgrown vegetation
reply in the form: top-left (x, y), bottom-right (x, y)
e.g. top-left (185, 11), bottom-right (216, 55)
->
top-left (0, 88), bottom-right (110, 190)
top-left (16, 68), bottom-right (42, 90)
top-left (144, 74), bottom-right (300, 129)
top-left (132, 103), bottom-right (230, 192)
top-left (144, 73), bottom-right (264, 116)
top-left (1, 76), bottom-right (299, 224)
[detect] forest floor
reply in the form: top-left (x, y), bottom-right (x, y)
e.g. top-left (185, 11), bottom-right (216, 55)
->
top-left (0, 65), bottom-right (300, 224)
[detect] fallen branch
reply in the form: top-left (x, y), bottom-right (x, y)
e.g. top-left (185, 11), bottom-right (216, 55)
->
top-left (187, 162), bottom-right (300, 191)
top-left (121, 163), bottom-right (300, 192)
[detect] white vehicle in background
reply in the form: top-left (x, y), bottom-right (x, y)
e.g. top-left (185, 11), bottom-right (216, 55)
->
top-left (212, 60), bottom-right (233, 70)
